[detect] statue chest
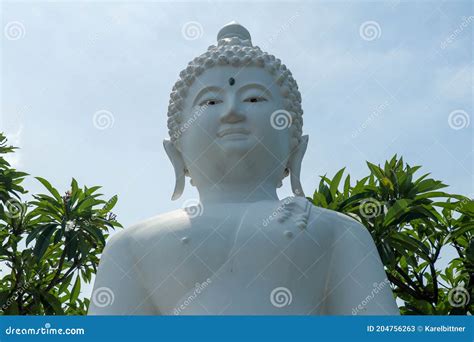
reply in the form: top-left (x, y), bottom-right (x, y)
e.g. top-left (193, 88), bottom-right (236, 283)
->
top-left (134, 201), bottom-right (333, 314)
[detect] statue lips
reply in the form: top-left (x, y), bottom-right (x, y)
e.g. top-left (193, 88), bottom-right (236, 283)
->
top-left (216, 127), bottom-right (250, 140)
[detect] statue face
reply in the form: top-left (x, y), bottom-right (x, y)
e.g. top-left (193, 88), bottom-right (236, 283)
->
top-left (178, 65), bottom-right (291, 189)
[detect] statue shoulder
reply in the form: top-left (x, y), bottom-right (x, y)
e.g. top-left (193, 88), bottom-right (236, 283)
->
top-left (308, 205), bottom-right (373, 248)
top-left (306, 203), bottom-right (374, 246)
top-left (105, 209), bottom-right (190, 252)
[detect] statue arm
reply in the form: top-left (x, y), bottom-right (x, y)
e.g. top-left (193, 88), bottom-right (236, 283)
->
top-left (323, 219), bottom-right (400, 315)
top-left (88, 230), bottom-right (160, 315)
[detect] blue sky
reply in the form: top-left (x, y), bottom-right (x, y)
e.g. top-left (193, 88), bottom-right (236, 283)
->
top-left (1, 0), bottom-right (472, 301)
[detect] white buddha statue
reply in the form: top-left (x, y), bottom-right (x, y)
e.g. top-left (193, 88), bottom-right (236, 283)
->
top-left (88, 22), bottom-right (399, 315)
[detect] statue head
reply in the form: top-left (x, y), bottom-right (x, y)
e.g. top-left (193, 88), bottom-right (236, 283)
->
top-left (163, 22), bottom-right (308, 202)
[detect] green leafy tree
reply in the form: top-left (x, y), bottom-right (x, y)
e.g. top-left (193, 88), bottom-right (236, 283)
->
top-left (0, 133), bottom-right (122, 315)
top-left (310, 155), bottom-right (473, 315)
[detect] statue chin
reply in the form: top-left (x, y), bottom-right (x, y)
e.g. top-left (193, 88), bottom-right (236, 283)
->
top-left (88, 21), bottom-right (400, 316)
top-left (216, 134), bottom-right (256, 154)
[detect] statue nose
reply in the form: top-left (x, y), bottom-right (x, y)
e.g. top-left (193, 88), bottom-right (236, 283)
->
top-left (220, 102), bottom-right (245, 124)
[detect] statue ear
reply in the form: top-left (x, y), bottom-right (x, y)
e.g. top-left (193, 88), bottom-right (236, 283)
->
top-left (163, 139), bottom-right (186, 200)
top-left (288, 135), bottom-right (308, 197)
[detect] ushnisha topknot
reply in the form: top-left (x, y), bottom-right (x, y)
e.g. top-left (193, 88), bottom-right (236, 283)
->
top-left (167, 21), bottom-right (303, 149)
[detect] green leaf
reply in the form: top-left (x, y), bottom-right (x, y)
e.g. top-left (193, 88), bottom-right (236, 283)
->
top-left (40, 291), bottom-right (64, 315)
top-left (330, 168), bottom-right (345, 196)
top-left (66, 235), bottom-right (79, 260)
top-left (381, 177), bottom-right (394, 191)
top-left (33, 225), bottom-right (56, 260)
top-left (343, 174), bottom-right (351, 197)
top-left (0, 290), bottom-right (11, 307)
top-left (449, 224), bottom-right (474, 241)
top-left (82, 224), bottom-right (106, 245)
top-left (102, 195), bottom-right (118, 213)
top-left (384, 199), bottom-right (411, 226)
top-left (71, 178), bottom-right (78, 193)
top-left (388, 233), bottom-right (431, 261)
top-left (26, 224), bottom-right (51, 246)
top-left (414, 179), bottom-right (447, 194)
top-left (58, 274), bottom-right (74, 295)
top-left (35, 177), bottom-right (62, 201)
top-left (70, 275), bottom-right (81, 303)
top-left (3, 300), bottom-right (19, 315)
top-left (367, 162), bottom-right (385, 180)
top-left (76, 197), bottom-right (99, 213)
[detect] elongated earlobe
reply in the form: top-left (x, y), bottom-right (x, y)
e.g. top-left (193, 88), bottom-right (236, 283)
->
top-left (288, 135), bottom-right (309, 197)
top-left (163, 139), bottom-right (186, 200)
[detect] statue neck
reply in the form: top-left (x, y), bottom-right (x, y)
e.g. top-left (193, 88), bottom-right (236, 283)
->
top-left (197, 181), bottom-right (279, 205)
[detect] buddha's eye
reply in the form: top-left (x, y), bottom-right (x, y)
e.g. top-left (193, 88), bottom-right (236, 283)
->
top-left (200, 99), bottom-right (222, 106)
top-left (244, 97), bottom-right (267, 103)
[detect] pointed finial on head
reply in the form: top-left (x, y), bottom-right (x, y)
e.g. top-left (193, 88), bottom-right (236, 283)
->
top-left (217, 21), bottom-right (252, 45)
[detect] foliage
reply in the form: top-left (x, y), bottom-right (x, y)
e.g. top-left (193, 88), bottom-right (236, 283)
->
top-left (310, 155), bottom-right (473, 315)
top-left (0, 133), bottom-right (122, 315)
